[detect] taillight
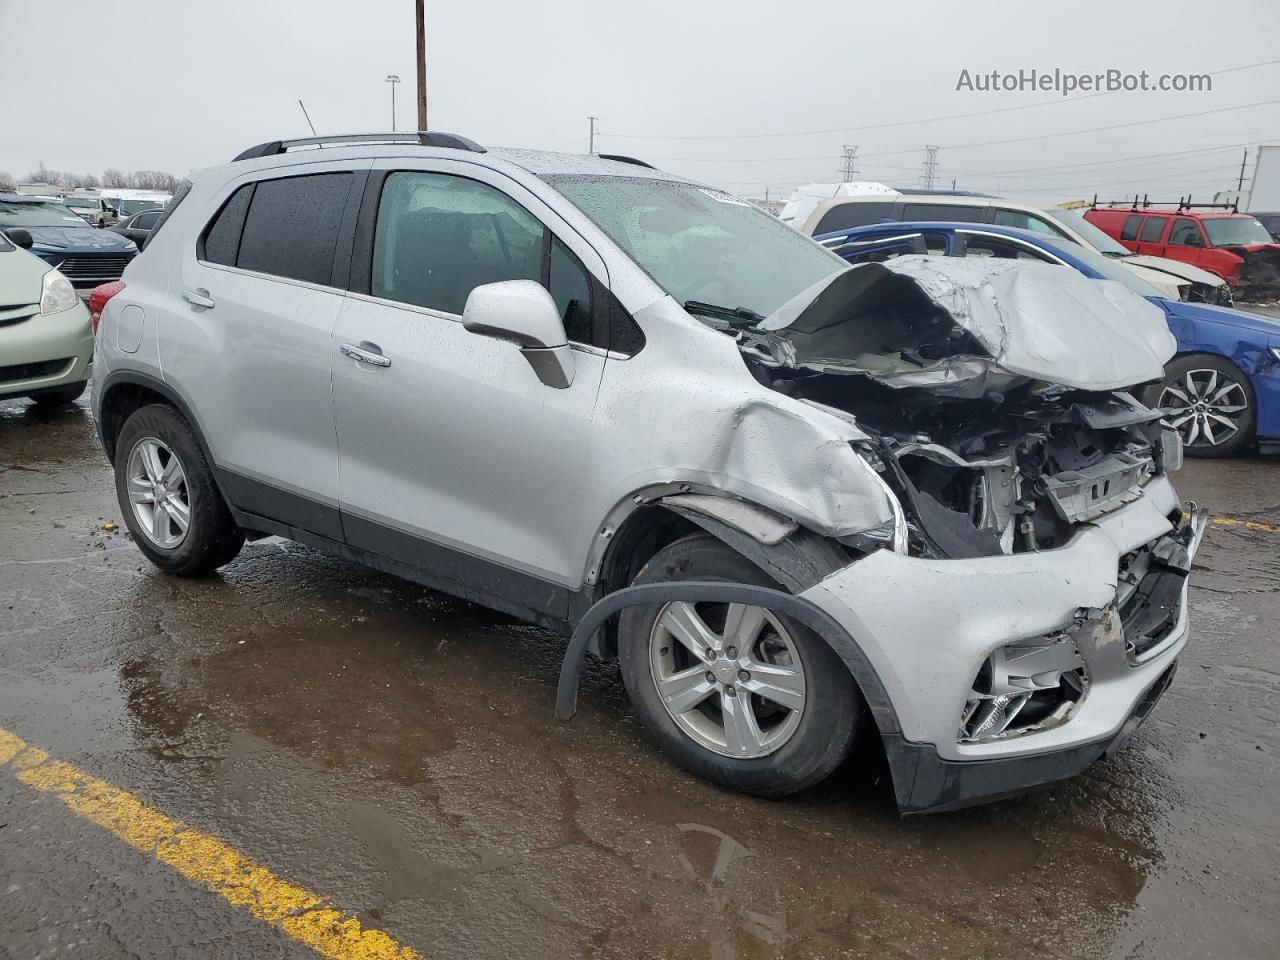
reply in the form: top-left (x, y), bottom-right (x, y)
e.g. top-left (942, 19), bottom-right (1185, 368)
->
top-left (88, 281), bottom-right (125, 335)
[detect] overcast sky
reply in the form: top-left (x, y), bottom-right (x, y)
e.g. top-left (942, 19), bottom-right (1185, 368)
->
top-left (2, 0), bottom-right (1278, 204)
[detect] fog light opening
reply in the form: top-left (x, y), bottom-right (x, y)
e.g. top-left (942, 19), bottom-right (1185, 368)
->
top-left (959, 634), bottom-right (1089, 742)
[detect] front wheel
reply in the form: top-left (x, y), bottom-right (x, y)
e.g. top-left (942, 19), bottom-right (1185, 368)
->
top-left (1144, 354), bottom-right (1256, 458)
top-left (113, 403), bottom-right (244, 576)
top-left (618, 534), bottom-right (860, 798)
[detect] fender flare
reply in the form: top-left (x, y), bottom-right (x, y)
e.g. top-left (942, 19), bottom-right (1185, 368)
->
top-left (96, 370), bottom-right (219, 468)
top-left (554, 580), bottom-right (902, 739)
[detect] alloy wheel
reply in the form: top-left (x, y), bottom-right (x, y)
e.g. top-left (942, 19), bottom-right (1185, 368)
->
top-left (126, 437), bottom-right (191, 549)
top-left (1158, 368), bottom-right (1249, 450)
top-left (648, 600), bottom-right (806, 759)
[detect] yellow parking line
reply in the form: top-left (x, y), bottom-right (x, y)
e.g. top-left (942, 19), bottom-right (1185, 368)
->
top-left (1209, 516), bottom-right (1280, 534)
top-left (0, 727), bottom-right (424, 960)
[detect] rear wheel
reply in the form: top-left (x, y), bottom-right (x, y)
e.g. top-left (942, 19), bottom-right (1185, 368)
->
top-left (1145, 354), bottom-right (1255, 458)
top-left (113, 403), bottom-right (244, 576)
top-left (618, 534), bottom-right (860, 798)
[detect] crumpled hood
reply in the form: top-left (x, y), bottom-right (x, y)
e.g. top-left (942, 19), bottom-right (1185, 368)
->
top-left (1123, 254), bottom-right (1226, 288)
top-left (760, 256), bottom-right (1176, 394)
top-left (24, 225), bottom-right (135, 251)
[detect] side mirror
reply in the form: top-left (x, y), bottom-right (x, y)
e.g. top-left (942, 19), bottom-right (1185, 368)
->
top-left (4, 228), bottom-right (33, 250)
top-left (462, 280), bottom-right (575, 388)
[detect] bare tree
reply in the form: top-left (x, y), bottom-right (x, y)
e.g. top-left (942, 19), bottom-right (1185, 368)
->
top-left (0, 172), bottom-right (16, 193)
top-left (102, 168), bottom-right (127, 188)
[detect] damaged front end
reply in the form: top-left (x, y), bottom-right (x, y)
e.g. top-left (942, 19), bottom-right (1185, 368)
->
top-left (738, 257), bottom-right (1181, 559)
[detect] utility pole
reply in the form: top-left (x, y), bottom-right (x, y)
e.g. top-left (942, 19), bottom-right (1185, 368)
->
top-left (415, 0), bottom-right (427, 130)
top-left (921, 145), bottom-right (940, 190)
top-left (385, 75), bottom-right (400, 131)
top-left (839, 145), bottom-right (859, 182)
top-left (588, 116), bottom-right (599, 154)
top-left (1238, 148), bottom-right (1249, 192)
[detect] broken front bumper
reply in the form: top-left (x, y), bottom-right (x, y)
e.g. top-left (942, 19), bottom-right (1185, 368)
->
top-left (800, 474), bottom-right (1206, 813)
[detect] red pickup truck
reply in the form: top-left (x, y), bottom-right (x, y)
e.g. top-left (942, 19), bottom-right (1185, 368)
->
top-left (1084, 206), bottom-right (1280, 301)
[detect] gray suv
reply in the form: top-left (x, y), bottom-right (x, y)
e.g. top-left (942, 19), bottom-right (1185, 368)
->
top-left (92, 132), bottom-right (1206, 813)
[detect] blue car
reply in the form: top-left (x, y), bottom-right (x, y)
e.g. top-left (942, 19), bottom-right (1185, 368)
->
top-left (0, 194), bottom-right (136, 293)
top-left (815, 221), bottom-right (1280, 457)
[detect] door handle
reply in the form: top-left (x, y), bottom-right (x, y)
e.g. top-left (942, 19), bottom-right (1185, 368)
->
top-left (340, 342), bottom-right (392, 368)
top-left (182, 288), bottom-right (215, 309)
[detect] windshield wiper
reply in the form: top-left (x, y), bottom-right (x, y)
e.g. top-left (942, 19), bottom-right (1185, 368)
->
top-left (683, 300), bottom-right (766, 327)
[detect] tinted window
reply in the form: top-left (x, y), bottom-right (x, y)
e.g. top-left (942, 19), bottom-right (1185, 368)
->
top-left (1169, 218), bottom-right (1202, 246)
top-left (134, 211), bottom-right (162, 229)
top-left (993, 209), bottom-right (1069, 238)
top-left (900, 203), bottom-right (984, 223)
top-left (1138, 216), bottom-right (1168, 243)
top-left (200, 184), bottom-right (253, 266)
top-left (236, 173), bottom-right (352, 285)
top-left (811, 201), bottom-right (899, 236)
top-left (549, 237), bottom-right (592, 344)
top-left (1121, 215), bottom-right (1142, 241)
top-left (961, 235), bottom-right (1051, 261)
top-left (371, 172), bottom-right (542, 316)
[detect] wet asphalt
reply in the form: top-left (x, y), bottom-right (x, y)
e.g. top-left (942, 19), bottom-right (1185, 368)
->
top-left (0, 392), bottom-right (1277, 960)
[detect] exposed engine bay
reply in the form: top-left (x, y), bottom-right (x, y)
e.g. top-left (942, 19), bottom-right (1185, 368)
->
top-left (732, 256), bottom-right (1182, 558)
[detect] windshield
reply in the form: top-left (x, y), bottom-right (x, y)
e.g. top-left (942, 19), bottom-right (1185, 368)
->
top-left (0, 199), bottom-right (90, 228)
top-left (1043, 237), bottom-right (1168, 299)
top-left (545, 175), bottom-right (846, 320)
top-left (1203, 216), bottom-right (1274, 246)
top-left (62, 197), bottom-right (97, 210)
top-left (111, 198), bottom-right (165, 215)
top-left (1048, 209), bottom-right (1133, 256)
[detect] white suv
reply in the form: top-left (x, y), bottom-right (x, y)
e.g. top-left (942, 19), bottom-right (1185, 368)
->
top-left (91, 133), bottom-right (1206, 813)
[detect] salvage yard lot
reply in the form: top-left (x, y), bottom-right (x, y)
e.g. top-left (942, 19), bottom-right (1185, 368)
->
top-left (1, 394), bottom-right (1278, 960)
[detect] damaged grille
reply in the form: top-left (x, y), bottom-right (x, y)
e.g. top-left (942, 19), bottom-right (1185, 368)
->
top-left (1116, 516), bottom-right (1197, 661)
top-left (960, 635), bottom-right (1088, 742)
top-left (1043, 447), bottom-right (1154, 523)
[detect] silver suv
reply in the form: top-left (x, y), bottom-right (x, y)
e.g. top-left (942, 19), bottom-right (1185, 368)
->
top-left (91, 132), bottom-right (1206, 813)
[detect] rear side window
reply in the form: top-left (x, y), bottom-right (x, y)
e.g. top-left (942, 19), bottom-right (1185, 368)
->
top-left (810, 201), bottom-right (898, 236)
top-left (201, 184), bottom-right (253, 266)
top-left (134, 211), bottom-right (163, 230)
top-left (1138, 216), bottom-right (1168, 243)
top-left (234, 173), bottom-right (352, 285)
top-left (899, 203), bottom-right (984, 223)
top-left (1120, 215), bottom-right (1142, 241)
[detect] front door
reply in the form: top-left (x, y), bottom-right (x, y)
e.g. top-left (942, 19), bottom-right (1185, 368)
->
top-left (331, 164), bottom-right (609, 619)
top-left (1166, 217), bottom-right (1208, 267)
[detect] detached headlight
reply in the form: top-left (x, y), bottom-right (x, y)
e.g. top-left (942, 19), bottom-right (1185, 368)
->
top-left (40, 270), bottom-right (78, 316)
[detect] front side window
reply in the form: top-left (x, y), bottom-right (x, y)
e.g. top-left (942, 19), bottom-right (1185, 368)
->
top-left (235, 173), bottom-right (352, 285)
top-left (1138, 216), bottom-right (1168, 243)
top-left (1121, 215), bottom-right (1142, 241)
top-left (372, 172), bottom-right (542, 317)
top-left (1168, 218), bottom-right (1203, 246)
top-left (546, 175), bottom-right (845, 322)
top-left (993, 209), bottom-right (1068, 239)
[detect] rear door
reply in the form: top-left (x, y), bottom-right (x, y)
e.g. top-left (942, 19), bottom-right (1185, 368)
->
top-left (331, 161), bottom-right (610, 617)
top-left (164, 162), bottom-right (368, 539)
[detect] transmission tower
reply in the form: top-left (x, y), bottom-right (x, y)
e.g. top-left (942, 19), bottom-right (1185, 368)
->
top-left (921, 145), bottom-right (940, 190)
top-left (840, 145), bottom-right (859, 182)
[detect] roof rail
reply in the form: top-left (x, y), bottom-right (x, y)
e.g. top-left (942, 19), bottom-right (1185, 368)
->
top-left (232, 131), bottom-right (485, 162)
top-left (1090, 192), bottom-right (1239, 213)
top-left (596, 153), bottom-right (655, 169)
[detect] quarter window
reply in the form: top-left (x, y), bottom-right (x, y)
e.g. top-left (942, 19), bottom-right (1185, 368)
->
top-left (201, 184), bottom-right (253, 266)
top-left (1138, 216), bottom-right (1168, 243)
top-left (235, 173), bottom-right (352, 285)
top-left (1121, 215), bottom-right (1142, 241)
top-left (548, 237), bottom-right (593, 344)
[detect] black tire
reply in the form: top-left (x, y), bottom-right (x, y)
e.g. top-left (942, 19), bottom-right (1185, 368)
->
top-left (618, 533), bottom-right (860, 798)
top-left (28, 382), bottom-right (87, 406)
top-left (1142, 354), bottom-right (1256, 459)
top-left (113, 403), bottom-right (244, 576)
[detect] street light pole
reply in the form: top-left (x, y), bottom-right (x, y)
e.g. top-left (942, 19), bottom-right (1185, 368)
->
top-left (385, 74), bottom-right (400, 131)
